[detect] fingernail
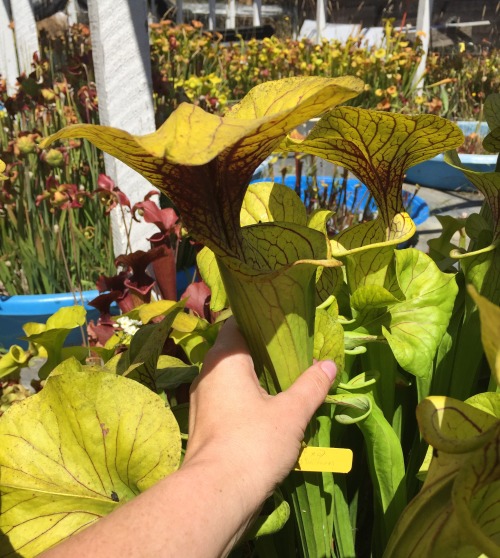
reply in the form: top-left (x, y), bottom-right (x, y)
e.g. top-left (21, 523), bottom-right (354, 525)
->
top-left (319, 360), bottom-right (337, 382)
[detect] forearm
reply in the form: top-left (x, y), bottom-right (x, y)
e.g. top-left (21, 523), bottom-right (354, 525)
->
top-left (40, 458), bottom-right (264, 558)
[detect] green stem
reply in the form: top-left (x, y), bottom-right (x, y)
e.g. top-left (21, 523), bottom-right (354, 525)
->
top-left (216, 257), bottom-right (333, 556)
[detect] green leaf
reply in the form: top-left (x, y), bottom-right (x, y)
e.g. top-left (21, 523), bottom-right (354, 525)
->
top-left (349, 249), bottom-right (458, 378)
top-left (170, 314), bottom-right (220, 366)
top-left (385, 396), bottom-right (500, 558)
top-left (244, 490), bottom-right (290, 540)
top-left (120, 302), bottom-right (184, 389)
top-left (0, 366), bottom-right (181, 556)
top-left (484, 93), bottom-right (500, 131)
top-left (240, 181), bottom-right (307, 227)
top-left (42, 77), bottom-right (363, 255)
top-left (327, 387), bottom-right (407, 550)
top-left (155, 355), bottom-right (199, 389)
top-left (444, 150), bottom-right (500, 244)
top-left (314, 308), bottom-right (344, 381)
top-left (466, 392), bottom-right (500, 418)
top-left (330, 212), bottom-right (416, 257)
top-left (467, 285), bottom-right (500, 385)
top-left (197, 247), bottom-right (228, 312)
top-left (483, 93), bottom-right (500, 153)
top-left (0, 346), bottom-right (30, 379)
top-left (427, 215), bottom-right (466, 269)
top-left (483, 127), bottom-right (500, 154)
top-left (22, 306), bottom-right (88, 379)
top-left (283, 108), bottom-right (463, 226)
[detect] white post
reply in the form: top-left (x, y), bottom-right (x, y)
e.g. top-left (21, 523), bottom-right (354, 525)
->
top-left (253, 0), bottom-right (261, 27)
top-left (226, 0), bottom-right (236, 29)
top-left (413, 0), bottom-right (433, 94)
top-left (316, 0), bottom-right (326, 42)
top-left (176, 0), bottom-right (183, 24)
top-left (208, 0), bottom-right (216, 30)
top-left (87, 0), bottom-right (159, 256)
top-left (66, 0), bottom-right (79, 26)
top-left (0, 0), bottom-right (19, 94)
top-left (10, 0), bottom-right (38, 75)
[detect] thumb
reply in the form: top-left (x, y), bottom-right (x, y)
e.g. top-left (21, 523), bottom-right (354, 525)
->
top-left (281, 360), bottom-right (337, 425)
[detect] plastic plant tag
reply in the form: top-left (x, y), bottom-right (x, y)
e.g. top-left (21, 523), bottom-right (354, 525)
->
top-left (295, 446), bottom-right (353, 473)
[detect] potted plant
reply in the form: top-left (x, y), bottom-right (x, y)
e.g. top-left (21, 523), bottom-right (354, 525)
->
top-left (1, 76), bottom-right (499, 558)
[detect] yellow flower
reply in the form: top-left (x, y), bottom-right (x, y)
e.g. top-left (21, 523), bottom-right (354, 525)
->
top-left (375, 88), bottom-right (384, 97)
top-left (41, 88), bottom-right (56, 102)
top-left (386, 85), bottom-right (398, 97)
top-left (374, 48), bottom-right (386, 59)
top-left (0, 159), bottom-right (7, 181)
top-left (415, 95), bottom-right (425, 105)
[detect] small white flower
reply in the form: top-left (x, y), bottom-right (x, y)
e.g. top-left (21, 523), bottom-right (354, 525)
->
top-left (116, 316), bottom-right (142, 336)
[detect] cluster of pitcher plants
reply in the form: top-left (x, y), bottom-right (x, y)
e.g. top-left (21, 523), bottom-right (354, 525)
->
top-left (1, 19), bottom-right (499, 296)
top-left (1, 75), bottom-right (499, 558)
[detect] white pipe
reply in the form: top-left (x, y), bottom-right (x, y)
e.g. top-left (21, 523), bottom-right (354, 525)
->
top-left (226, 0), bottom-right (236, 29)
top-left (253, 0), bottom-right (261, 27)
top-left (413, 0), bottom-right (434, 94)
top-left (208, 0), bottom-right (216, 30)
top-left (316, 0), bottom-right (326, 43)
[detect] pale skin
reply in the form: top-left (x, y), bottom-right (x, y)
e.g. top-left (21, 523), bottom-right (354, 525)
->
top-left (41, 319), bottom-right (337, 558)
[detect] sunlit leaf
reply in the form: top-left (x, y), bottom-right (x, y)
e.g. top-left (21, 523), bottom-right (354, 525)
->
top-left (22, 306), bottom-right (88, 379)
top-left (314, 308), bottom-right (344, 380)
top-left (42, 77), bottom-right (362, 255)
top-left (330, 212), bottom-right (416, 257)
top-left (467, 285), bottom-right (500, 385)
top-left (349, 249), bottom-right (458, 378)
top-left (444, 151), bottom-right (500, 244)
top-left (385, 396), bottom-right (500, 558)
top-left (283, 108), bottom-right (463, 226)
top-left (244, 490), bottom-right (290, 540)
top-left (240, 181), bottom-right (307, 227)
top-left (0, 346), bottom-right (30, 379)
top-left (197, 247), bottom-right (229, 312)
top-left (0, 366), bottom-right (181, 556)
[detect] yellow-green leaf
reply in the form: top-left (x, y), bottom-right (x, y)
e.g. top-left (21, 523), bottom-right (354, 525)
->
top-left (349, 249), bottom-right (458, 378)
top-left (0, 345), bottom-right (30, 379)
top-left (385, 396), bottom-right (500, 558)
top-left (240, 181), bottom-right (307, 227)
top-left (283, 108), bottom-right (463, 226)
top-left (314, 308), bottom-right (344, 380)
top-left (484, 93), bottom-right (500, 131)
top-left (444, 150), bottom-right (500, 244)
top-left (483, 93), bottom-right (500, 152)
top-left (41, 77), bottom-right (363, 255)
top-left (22, 306), bottom-right (88, 379)
top-left (330, 212), bottom-right (416, 258)
top-left (0, 366), bottom-right (181, 556)
top-left (197, 247), bottom-right (229, 312)
top-left (467, 285), bottom-right (500, 385)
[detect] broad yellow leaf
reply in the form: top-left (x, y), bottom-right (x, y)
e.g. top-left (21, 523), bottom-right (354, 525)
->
top-left (0, 366), bottom-right (181, 556)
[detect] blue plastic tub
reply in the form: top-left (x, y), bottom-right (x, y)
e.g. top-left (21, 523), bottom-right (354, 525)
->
top-left (252, 176), bottom-right (429, 226)
top-left (0, 268), bottom-right (197, 350)
top-left (0, 290), bottom-right (101, 349)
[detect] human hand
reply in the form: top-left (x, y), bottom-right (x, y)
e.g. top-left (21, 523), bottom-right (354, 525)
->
top-left (183, 318), bottom-right (337, 511)
top-left (39, 318), bottom-right (337, 558)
